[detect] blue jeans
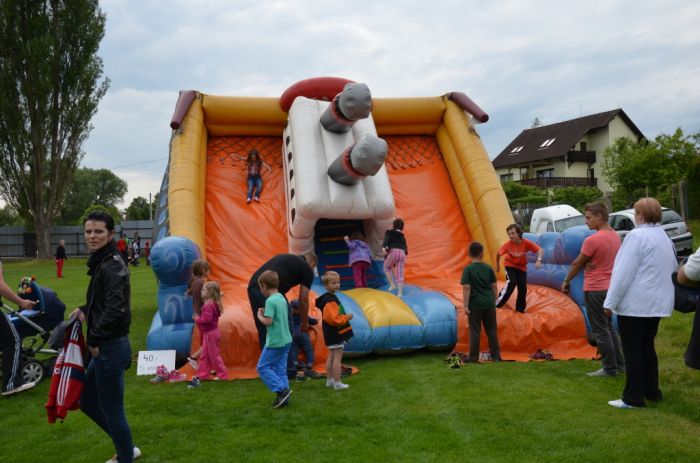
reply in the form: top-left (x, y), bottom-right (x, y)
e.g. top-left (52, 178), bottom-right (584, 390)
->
top-left (81, 336), bottom-right (134, 463)
top-left (257, 343), bottom-right (291, 393)
top-left (287, 332), bottom-right (315, 377)
top-left (247, 175), bottom-right (263, 200)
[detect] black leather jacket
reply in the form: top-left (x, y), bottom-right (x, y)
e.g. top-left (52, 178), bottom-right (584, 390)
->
top-left (80, 240), bottom-right (131, 347)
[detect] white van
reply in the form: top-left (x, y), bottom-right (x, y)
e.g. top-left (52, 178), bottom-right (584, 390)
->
top-left (529, 205), bottom-right (585, 234)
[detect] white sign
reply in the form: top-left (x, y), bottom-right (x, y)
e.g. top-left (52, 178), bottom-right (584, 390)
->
top-left (136, 350), bottom-right (176, 376)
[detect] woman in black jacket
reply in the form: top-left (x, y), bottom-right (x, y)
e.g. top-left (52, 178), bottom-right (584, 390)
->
top-left (70, 211), bottom-right (139, 462)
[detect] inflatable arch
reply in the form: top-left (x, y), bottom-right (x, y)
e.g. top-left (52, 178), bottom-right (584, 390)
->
top-left (148, 77), bottom-right (595, 377)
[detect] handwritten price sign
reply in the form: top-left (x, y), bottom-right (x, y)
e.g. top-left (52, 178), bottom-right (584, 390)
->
top-left (136, 350), bottom-right (176, 376)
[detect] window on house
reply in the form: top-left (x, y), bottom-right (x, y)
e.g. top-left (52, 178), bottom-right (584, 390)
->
top-left (537, 169), bottom-right (554, 178)
top-left (539, 138), bottom-right (556, 148)
top-left (500, 173), bottom-right (513, 183)
top-left (509, 146), bottom-right (524, 154)
top-left (580, 141), bottom-right (587, 151)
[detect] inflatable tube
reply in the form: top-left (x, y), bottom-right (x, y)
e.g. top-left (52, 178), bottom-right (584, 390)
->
top-left (170, 90), bottom-right (197, 130)
top-left (280, 77), bottom-right (355, 112)
top-left (447, 92), bottom-right (489, 123)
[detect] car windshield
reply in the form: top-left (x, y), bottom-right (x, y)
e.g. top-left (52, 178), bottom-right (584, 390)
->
top-left (554, 215), bottom-right (585, 231)
top-left (661, 209), bottom-right (682, 225)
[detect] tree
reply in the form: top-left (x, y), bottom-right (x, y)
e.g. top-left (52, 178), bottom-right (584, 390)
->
top-left (79, 203), bottom-right (122, 227)
top-left (125, 196), bottom-right (155, 221)
top-left (56, 168), bottom-right (127, 224)
top-left (531, 117), bottom-right (543, 128)
top-left (0, 205), bottom-right (23, 226)
top-left (0, 0), bottom-right (109, 257)
top-left (551, 186), bottom-right (603, 211)
top-left (602, 128), bottom-right (699, 209)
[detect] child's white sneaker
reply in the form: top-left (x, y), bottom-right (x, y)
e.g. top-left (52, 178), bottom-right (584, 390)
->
top-left (333, 381), bottom-right (349, 390)
top-left (326, 379), bottom-right (335, 388)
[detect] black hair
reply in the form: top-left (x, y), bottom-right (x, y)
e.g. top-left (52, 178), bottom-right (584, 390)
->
top-left (392, 218), bottom-right (404, 230)
top-left (85, 211), bottom-right (115, 232)
top-left (468, 241), bottom-right (484, 258)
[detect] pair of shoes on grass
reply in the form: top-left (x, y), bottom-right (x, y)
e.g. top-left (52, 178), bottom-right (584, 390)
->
top-left (304, 369), bottom-right (324, 379)
top-left (273, 388), bottom-right (292, 408)
top-left (587, 367), bottom-right (616, 377)
top-left (167, 370), bottom-right (187, 383)
top-left (1, 381), bottom-right (36, 396)
top-left (149, 365), bottom-right (170, 384)
top-left (326, 379), bottom-right (349, 390)
top-left (105, 446), bottom-right (141, 462)
top-left (187, 377), bottom-right (202, 389)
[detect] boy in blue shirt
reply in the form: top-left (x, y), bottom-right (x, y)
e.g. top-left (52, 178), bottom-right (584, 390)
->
top-left (256, 270), bottom-right (293, 408)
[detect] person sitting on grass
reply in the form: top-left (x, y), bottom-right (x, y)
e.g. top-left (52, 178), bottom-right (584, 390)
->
top-left (256, 270), bottom-right (292, 409)
top-left (461, 241), bottom-right (501, 363)
top-left (316, 271), bottom-right (354, 390)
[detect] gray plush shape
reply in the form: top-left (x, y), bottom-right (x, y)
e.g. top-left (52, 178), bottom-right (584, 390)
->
top-left (349, 134), bottom-right (387, 176)
top-left (338, 83), bottom-right (372, 121)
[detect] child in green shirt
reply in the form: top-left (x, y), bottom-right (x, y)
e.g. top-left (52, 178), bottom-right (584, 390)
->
top-left (256, 270), bottom-right (293, 408)
top-left (460, 241), bottom-right (501, 362)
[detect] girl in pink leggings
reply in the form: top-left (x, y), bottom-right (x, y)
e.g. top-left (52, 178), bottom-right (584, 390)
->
top-left (194, 281), bottom-right (228, 380)
top-left (382, 218), bottom-right (408, 297)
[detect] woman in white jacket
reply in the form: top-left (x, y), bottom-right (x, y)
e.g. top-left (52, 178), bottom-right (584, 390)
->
top-left (603, 198), bottom-right (677, 409)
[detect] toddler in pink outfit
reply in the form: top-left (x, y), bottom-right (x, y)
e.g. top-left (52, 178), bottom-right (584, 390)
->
top-left (194, 281), bottom-right (228, 380)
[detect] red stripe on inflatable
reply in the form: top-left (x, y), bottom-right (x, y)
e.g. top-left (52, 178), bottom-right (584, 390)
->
top-left (280, 77), bottom-right (355, 112)
top-left (341, 146), bottom-right (365, 179)
top-left (448, 92), bottom-right (489, 123)
top-left (170, 90), bottom-right (197, 130)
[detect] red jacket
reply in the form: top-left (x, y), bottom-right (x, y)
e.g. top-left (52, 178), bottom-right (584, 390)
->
top-left (46, 319), bottom-right (85, 423)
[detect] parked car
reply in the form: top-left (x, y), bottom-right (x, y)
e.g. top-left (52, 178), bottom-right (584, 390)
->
top-left (529, 205), bottom-right (585, 234)
top-left (609, 207), bottom-right (693, 255)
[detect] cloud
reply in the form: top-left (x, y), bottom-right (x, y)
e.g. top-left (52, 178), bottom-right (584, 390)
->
top-left (76, 0), bottom-right (700, 205)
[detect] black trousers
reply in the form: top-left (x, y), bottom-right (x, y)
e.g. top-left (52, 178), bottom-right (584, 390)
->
top-left (617, 315), bottom-right (662, 407)
top-left (468, 308), bottom-right (501, 361)
top-left (1, 314), bottom-right (25, 392)
top-left (496, 266), bottom-right (528, 312)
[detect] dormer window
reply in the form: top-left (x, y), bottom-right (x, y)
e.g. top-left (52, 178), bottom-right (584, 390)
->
top-left (540, 138), bottom-right (556, 148)
top-left (509, 145), bottom-right (524, 154)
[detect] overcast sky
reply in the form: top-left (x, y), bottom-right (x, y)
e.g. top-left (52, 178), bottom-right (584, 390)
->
top-left (80, 0), bottom-right (700, 208)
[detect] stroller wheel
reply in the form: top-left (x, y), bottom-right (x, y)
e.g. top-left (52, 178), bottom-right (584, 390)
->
top-left (22, 360), bottom-right (45, 384)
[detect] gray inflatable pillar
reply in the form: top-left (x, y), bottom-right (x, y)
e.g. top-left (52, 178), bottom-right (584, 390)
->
top-left (320, 83), bottom-right (372, 133)
top-left (327, 134), bottom-right (388, 185)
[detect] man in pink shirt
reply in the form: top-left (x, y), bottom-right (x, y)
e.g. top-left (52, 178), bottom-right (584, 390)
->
top-left (562, 202), bottom-right (624, 377)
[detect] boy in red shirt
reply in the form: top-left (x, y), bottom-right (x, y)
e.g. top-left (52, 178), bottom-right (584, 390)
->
top-left (495, 223), bottom-right (543, 313)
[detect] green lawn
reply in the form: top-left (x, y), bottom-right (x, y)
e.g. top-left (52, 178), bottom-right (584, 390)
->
top-left (1, 259), bottom-right (699, 462)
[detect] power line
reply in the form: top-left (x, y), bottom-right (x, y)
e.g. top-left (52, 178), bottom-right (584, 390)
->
top-left (105, 156), bottom-right (168, 170)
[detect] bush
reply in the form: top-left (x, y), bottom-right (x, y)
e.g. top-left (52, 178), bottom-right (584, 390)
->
top-left (551, 186), bottom-right (603, 211)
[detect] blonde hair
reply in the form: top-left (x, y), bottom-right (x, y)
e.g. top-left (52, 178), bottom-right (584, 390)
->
top-left (634, 197), bottom-right (662, 224)
top-left (201, 281), bottom-right (223, 314)
top-left (321, 271), bottom-right (340, 287)
top-left (258, 270), bottom-right (279, 290)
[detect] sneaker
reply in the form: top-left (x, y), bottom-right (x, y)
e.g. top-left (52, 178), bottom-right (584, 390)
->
top-left (295, 372), bottom-right (309, 382)
top-left (608, 399), bottom-right (637, 409)
top-left (326, 379), bottom-right (335, 388)
top-left (105, 446), bottom-right (141, 463)
top-left (340, 365), bottom-right (352, 377)
top-left (187, 357), bottom-right (198, 369)
top-left (273, 388), bottom-right (292, 408)
top-left (246, 197), bottom-right (252, 203)
top-left (168, 370), bottom-right (188, 383)
top-left (187, 377), bottom-right (201, 389)
top-left (587, 368), bottom-right (616, 377)
top-left (479, 351), bottom-right (492, 362)
top-left (253, 196), bottom-right (260, 202)
top-left (1, 381), bottom-right (36, 396)
top-left (150, 365), bottom-right (170, 384)
top-left (333, 381), bottom-right (349, 390)
top-left (304, 369), bottom-right (324, 379)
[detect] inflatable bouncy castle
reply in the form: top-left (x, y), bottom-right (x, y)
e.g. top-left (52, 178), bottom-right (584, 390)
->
top-left (147, 77), bottom-right (595, 378)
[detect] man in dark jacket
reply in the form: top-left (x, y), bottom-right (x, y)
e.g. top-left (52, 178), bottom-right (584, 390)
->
top-left (70, 211), bottom-right (140, 462)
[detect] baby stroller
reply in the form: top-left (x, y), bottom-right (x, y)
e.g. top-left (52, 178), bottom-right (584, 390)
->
top-left (1, 277), bottom-right (66, 384)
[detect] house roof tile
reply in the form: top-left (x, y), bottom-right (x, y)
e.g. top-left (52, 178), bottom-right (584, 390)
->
top-left (492, 109), bottom-right (644, 168)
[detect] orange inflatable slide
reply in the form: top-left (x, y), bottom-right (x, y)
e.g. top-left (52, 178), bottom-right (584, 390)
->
top-left (147, 78), bottom-right (596, 379)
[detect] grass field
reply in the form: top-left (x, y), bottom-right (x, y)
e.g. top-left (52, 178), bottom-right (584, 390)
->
top-left (1, 258), bottom-right (699, 463)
